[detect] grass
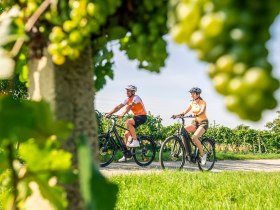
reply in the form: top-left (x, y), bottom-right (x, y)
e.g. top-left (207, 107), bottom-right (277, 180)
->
top-left (110, 171), bottom-right (280, 210)
top-left (216, 152), bottom-right (280, 160)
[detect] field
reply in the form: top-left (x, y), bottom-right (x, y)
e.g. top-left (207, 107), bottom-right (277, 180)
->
top-left (111, 171), bottom-right (280, 210)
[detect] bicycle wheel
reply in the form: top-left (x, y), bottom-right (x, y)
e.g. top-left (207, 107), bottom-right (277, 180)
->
top-left (198, 138), bottom-right (216, 171)
top-left (159, 136), bottom-right (185, 170)
top-left (98, 134), bottom-right (117, 167)
top-left (132, 136), bottom-right (156, 167)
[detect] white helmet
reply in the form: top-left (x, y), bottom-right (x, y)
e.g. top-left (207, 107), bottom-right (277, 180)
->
top-left (125, 85), bottom-right (137, 92)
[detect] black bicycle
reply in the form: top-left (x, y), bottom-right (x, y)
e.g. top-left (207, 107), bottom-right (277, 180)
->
top-left (159, 115), bottom-right (216, 171)
top-left (98, 115), bottom-right (156, 167)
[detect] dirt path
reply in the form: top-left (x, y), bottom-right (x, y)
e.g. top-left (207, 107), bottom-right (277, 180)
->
top-left (100, 159), bottom-right (280, 176)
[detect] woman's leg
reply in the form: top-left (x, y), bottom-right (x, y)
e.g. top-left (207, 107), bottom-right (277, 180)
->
top-left (192, 126), bottom-right (206, 156)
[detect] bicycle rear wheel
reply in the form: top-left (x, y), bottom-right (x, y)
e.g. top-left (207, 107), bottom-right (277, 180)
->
top-left (98, 134), bottom-right (117, 167)
top-left (198, 137), bottom-right (216, 171)
top-left (132, 136), bottom-right (156, 167)
top-left (159, 136), bottom-right (185, 170)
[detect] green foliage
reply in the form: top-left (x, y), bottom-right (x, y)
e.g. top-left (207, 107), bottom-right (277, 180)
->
top-left (0, 96), bottom-right (72, 209)
top-left (0, 4), bottom-right (4, 14)
top-left (78, 134), bottom-right (118, 210)
top-left (266, 110), bottom-right (280, 133)
top-left (205, 125), bottom-right (280, 153)
top-left (216, 151), bottom-right (280, 160)
top-left (0, 75), bottom-right (28, 100)
top-left (111, 171), bottom-right (280, 210)
top-left (92, 39), bottom-right (114, 92)
top-left (0, 96), bottom-right (72, 142)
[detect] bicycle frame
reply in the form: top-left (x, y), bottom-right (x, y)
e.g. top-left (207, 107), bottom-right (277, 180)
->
top-left (105, 116), bottom-right (132, 156)
top-left (176, 117), bottom-right (200, 163)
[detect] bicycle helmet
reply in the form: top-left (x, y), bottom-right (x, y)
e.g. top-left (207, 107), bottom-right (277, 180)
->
top-left (125, 85), bottom-right (137, 92)
top-left (189, 87), bottom-right (202, 94)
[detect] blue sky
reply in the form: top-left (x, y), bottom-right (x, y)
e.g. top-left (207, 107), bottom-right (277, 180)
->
top-left (95, 16), bottom-right (280, 129)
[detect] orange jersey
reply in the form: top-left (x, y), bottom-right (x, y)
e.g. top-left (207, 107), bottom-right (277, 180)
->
top-left (122, 95), bottom-right (147, 116)
top-left (188, 100), bottom-right (208, 121)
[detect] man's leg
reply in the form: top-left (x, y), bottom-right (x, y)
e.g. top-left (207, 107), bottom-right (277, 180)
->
top-left (123, 130), bottom-right (130, 145)
top-left (126, 118), bottom-right (140, 147)
top-left (126, 118), bottom-right (137, 139)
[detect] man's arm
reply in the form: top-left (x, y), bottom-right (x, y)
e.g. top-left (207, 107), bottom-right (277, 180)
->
top-left (105, 103), bottom-right (125, 117)
top-left (119, 104), bottom-right (132, 118)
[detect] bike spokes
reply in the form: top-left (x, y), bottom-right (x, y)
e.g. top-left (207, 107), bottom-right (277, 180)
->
top-left (98, 134), bottom-right (116, 167)
top-left (197, 138), bottom-right (216, 171)
top-left (133, 137), bottom-right (156, 167)
top-left (160, 136), bottom-right (185, 170)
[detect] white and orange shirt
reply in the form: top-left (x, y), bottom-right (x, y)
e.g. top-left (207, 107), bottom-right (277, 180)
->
top-left (187, 100), bottom-right (208, 121)
top-left (122, 95), bottom-right (147, 116)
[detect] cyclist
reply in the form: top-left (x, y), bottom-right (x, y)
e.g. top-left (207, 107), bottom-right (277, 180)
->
top-left (105, 85), bottom-right (148, 162)
top-left (173, 87), bottom-right (208, 165)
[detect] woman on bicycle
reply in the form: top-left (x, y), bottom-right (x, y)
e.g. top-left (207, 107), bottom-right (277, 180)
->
top-left (105, 85), bottom-right (147, 162)
top-left (173, 87), bottom-right (208, 165)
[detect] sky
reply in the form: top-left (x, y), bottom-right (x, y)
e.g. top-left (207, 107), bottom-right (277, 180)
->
top-left (95, 16), bottom-right (280, 130)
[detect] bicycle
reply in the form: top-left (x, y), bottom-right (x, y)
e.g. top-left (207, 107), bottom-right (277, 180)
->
top-left (159, 115), bottom-right (216, 171)
top-left (98, 115), bottom-right (156, 167)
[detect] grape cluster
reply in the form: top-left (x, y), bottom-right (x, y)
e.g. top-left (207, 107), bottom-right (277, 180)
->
top-left (18, 0), bottom-right (121, 65)
top-left (170, 0), bottom-right (280, 121)
top-left (120, 0), bottom-right (168, 72)
top-left (47, 0), bottom-right (121, 65)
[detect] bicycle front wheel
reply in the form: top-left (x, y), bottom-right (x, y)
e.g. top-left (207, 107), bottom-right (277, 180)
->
top-left (159, 136), bottom-right (185, 170)
top-left (98, 134), bottom-right (117, 167)
top-left (132, 136), bottom-right (156, 167)
top-left (198, 137), bottom-right (216, 171)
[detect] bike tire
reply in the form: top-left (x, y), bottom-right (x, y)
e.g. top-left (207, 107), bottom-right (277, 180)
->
top-left (159, 136), bottom-right (185, 170)
top-left (132, 135), bottom-right (156, 167)
top-left (98, 134), bottom-right (117, 167)
top-left (197, 137), bottom-right (216, 171)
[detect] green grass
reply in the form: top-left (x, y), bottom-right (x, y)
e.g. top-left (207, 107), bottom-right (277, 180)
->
top-left (110, 171), bottom-right (280, 210)
top-left (216, 152), bottom-right (280, 160)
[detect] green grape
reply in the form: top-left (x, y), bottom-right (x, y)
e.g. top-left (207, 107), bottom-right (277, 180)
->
top-left (216, 54), bottom-right (236, 73)
top-left (199, 12), bottom-right (225, 37)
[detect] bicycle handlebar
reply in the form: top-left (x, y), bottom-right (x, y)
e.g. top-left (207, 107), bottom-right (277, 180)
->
top-left (171, 114), bottom-right (193, 119)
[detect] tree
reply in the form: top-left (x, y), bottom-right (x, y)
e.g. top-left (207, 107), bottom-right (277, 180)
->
top-left (266, 110), bottom-right (280, 133)
top-left (1, 0), bottom-right (280, 209)
top-left (1, 1), bottom-right (168, 209)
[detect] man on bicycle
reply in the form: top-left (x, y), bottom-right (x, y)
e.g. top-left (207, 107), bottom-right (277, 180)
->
top-left (173, 87), bottom-right (208, 165)
top-left (105, 85), bottom-right (147, 162)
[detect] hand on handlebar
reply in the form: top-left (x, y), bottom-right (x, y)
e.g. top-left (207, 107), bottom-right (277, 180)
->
top-left (104, 113), bottom-right (111, 118)
top-left (118, 115), bottom-right (124, 119)
top-left (171, 114), bottom-right (184, 119)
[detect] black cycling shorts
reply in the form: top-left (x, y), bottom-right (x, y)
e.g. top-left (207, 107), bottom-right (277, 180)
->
top-left (133, 115), bottom-right (147, 128)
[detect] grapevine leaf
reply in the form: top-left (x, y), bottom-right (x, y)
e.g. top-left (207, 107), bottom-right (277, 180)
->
top-left (77, 135), bottom-right (118, 210)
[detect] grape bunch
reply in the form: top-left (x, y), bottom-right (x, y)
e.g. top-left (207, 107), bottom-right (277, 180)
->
top-left (170, 0), bottom-right (280, 121)
top-left (47, 0), bottom-right (121, 65)
top-left (119, 0), bottom-right (169, 72)
top-left (18, 0), bottom-right (121, 65)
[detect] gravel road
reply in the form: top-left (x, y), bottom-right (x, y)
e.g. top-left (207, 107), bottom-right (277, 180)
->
top-left (100, 159), bottom-right (280, 176)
